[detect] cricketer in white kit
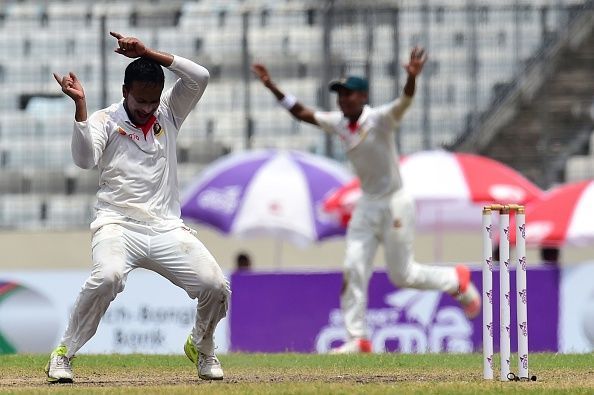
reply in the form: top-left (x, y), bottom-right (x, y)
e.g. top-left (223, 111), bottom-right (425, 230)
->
top-left (47, 32), bottom-right (230, 382)
top-left (253, 47), bottom-right (481, 354)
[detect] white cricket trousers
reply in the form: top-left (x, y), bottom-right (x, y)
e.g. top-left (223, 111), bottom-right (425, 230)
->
top-left (60, 222), bottom-right (230, 357)
top-left (341, 188), bottom-right (459, 340)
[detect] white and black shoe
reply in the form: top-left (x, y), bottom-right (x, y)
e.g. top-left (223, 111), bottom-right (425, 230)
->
top-left (198, 353), bottom-right (224, 380)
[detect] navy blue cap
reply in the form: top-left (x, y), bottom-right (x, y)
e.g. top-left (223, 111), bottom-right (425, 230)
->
top-left (328, 76), bottom-right (369, 92)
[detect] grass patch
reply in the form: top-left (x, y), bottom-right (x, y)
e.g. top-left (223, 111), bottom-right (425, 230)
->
top-left (0, 353), bottom-right (592, 394)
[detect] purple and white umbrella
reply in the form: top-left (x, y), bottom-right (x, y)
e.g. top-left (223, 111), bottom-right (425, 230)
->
top-left (181, 149), bottom-right (352, 248)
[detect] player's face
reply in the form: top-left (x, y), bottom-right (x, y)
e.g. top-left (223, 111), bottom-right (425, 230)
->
top-left (336, 88), bottom-right (368, 119)
top-left (123, 81), bottom-right (163, 125)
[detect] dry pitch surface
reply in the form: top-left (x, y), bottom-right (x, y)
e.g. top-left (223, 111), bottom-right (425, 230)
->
top-left (1, 353), bottom-right (592, 394)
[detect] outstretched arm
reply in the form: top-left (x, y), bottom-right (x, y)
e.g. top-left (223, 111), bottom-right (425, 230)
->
top-left (251, 63), bottom-right (318, 126)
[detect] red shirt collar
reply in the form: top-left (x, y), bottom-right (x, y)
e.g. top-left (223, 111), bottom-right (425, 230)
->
top-left (137, 115), bottom-right (157, 138)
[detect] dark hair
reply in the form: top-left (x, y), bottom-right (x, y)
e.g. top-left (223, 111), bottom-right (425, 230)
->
top-left (124, 58), bottom-right (165, 87)
top-left (540, 247), bottom-right (560, 263)
top-left (236, 253), bottom-right (251, 270)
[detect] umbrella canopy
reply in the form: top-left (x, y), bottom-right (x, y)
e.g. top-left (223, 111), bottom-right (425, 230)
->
top-left (324, 150), bottom-right (544, 230)
top-left (181, 149), bottom-right (352, 247)
top-left (522, 180), bottom-right (594, 247)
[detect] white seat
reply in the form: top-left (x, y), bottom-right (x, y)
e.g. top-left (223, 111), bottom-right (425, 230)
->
top-left (71, 168), bottom-right (100, 195)
top-left (0, 86), bottom-right (19, 111)
top-left (0, 138), bottom-right (71, 169)
top-left (565, 155), bottom-right (594, 183)
top-left (0, 112), bottom-right (40, 139)
top-left (0, 194), bottom-right (45, 229)
top-left (177, 163), bottom-right (206, 191)
top-left (157, 28), bottom-right (200, 59)
top-left (179, 2), bottom-right (242, 31)
top-left (2, 3), bottom-right (44, 30)
top-left (47, 1), bottom-right (91, 26)
top-left (46, 194), bottom-right (94, 229)
top-left (250, 133), bottom-right (320, 152)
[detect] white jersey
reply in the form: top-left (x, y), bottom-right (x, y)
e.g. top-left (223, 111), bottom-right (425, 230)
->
top-left (71, 55), bottom-right (209, 231)
top-left (314, 96), bottom-right (412, 199)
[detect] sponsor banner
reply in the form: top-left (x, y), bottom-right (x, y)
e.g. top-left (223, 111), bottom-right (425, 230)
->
top-left (0, 270), bottom-right (228, 354)
top-left (559, 261), bottom-right (594, 353)
top-left (230, 267), bottom-right (559, 353)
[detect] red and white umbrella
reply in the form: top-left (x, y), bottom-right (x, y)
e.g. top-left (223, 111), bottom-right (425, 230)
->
top-left (324, 150), bottom-right (544, 231)
top-left (523, 180), bottom-right (594, 247)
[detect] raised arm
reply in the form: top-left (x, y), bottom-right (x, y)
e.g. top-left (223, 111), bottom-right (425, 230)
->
top-left (53, 71), bottom-right (103, 169)
top-left (110, 31), bottom-right (173, 67)
top-left (53, 72), bottom-right (87, 122)
top-left (111, 31), bottom-right (209, 129)
top-left (402, 46), bottom-right (426, 98)
top-left (251, 63), bottom-right (318, 126)
top-left (385, 46), bottom-right (428, 121)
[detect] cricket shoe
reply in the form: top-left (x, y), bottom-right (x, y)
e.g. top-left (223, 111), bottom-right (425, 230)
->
top-left (329, 338), bottom-right (372, 354)
top-left (452, 264), bottom-right (481, 319)
top-left (44, 345), bottom-right (73, 383)
top-left (184, 334), bottom-right (224, 380)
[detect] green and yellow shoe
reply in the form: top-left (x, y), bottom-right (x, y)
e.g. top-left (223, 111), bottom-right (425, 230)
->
top-left (44, 345), bottom-right (73, 383)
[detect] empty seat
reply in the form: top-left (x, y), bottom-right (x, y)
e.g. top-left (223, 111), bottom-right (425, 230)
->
top-left (177, 163), bottom-right (205, 192)
top-left (46, 194), bottom-right (94, 229)
top-left (2, 3), bottom-right (45, 31)
top-left (0, 139), bottom-right (71, 169)
top-left (24, 170), bottom-right (68, 194)
top-left (0, 112), bottom-right (40, 139)
top-left (565, 155), bottom-right (594, 183)
top-left (64, 167), bottom-right (100, 195)
top-left (184, 138), bottom-right (233, 164)
top-left (47, 1), bottom-right (92, 29)
top-left (0, 194), bottom-right (45, 229)
top-left (0, 170), bottom-right (26, 194)
top-left (157, 28), bottom-right (200, 59)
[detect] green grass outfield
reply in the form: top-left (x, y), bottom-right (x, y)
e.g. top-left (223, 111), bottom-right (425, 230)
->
top-left (1, 353), bottom-right (592, 394)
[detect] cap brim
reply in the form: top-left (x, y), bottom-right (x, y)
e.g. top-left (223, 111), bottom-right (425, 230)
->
top-left (328, 80), bottom-right (346, 92)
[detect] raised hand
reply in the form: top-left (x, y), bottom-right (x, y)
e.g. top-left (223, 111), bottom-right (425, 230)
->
top-left (53, 72), bottom-right (85, 101)
top-left (403, 46), bottom-right (427, 77)
top-left (110, 31), bottom-right (148, 58)
top-left (251, 63), bottom-right (272, 86)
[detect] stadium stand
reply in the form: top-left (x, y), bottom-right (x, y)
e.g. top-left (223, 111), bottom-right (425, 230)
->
top-left (0, 0), bottom-right (592, 229)
top-left (449, 2), bottom-right (594, 188)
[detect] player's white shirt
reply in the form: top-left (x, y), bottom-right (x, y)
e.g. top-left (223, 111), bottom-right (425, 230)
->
top-left (314, 96), bottom-right (412, 199)
top-left (71, 55), bottom-right (209, 232)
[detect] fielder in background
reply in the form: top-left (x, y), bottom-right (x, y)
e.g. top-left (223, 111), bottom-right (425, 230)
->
top-left (252, 47), bottom-right (481, 354)
top-left (48, 32), bottom-right (230, 382)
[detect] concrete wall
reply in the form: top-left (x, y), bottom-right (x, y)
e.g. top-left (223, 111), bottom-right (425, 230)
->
top-left (1, 225), bottom-right (592, 271)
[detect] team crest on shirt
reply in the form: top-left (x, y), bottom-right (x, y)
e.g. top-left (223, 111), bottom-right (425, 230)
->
top-left (153, 121), bottom-right (164, 138)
